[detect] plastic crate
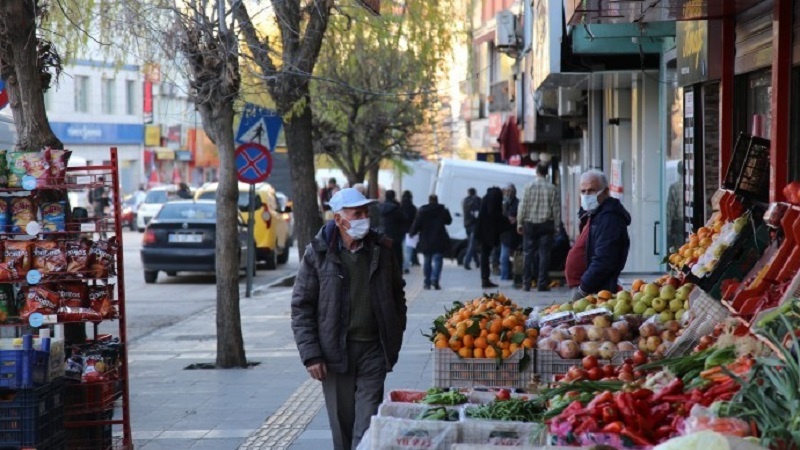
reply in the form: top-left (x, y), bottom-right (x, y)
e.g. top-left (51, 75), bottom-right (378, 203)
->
top-left (534, 350), bottom-right (632, 383)
top-left (63, 378), bottom-right (121, 419)
top-left (432, 349), bottom-right (534, 389)
top-left (460, 406), bottom-right (545, 446)
top-left (64, 409), bottom-right (113, 450)
top-left (0, 349), bottom-right (51, 390)
top-left (665, 289), bottom-right (729, 357)
top-left (733, 136), bottom-right (770, 203)
top-left (0, 381), bottom-right (64, 448)
top-left (366, 414), bottom-right (459, 450)
top-left (378, 402), bottom-right (462, 420)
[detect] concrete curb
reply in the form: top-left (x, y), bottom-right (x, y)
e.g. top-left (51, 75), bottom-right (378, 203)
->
top-left (265, 274), bottom-right (297, 290)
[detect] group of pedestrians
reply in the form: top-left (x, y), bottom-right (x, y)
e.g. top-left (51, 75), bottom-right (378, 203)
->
top-left (291, 167), bottom-right (633, 450)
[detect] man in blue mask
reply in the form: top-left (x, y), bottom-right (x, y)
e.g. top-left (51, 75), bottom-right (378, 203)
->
top-left (291, 187), bottom-right (407, 450)
top-left (566, 169), bottom-right (631, 301)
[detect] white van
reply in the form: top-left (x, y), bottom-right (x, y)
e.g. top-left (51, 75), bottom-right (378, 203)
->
top-left (434, 159), bottom-right (537, 258)
top-left (0, 113), bottom-right (16, 150)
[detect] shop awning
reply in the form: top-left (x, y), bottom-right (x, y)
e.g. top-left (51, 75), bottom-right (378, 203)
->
top-left (565, 0), bottom-right (763, 25)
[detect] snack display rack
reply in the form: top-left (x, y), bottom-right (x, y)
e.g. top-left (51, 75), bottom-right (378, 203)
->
top-left (0, 147), bottom-right (132, 449)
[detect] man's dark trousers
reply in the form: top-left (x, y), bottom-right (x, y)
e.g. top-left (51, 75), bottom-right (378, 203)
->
top-left (522, 220), bottom-right (554, 290)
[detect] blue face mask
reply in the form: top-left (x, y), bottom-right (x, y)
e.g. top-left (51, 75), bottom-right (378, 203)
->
top-left (581, 193), bottom-right (599, 211)
top-left (345, 218), bottom-right (370, 240)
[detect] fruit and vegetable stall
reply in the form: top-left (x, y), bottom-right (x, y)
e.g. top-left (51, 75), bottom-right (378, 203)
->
top-left (359, 187), bottom-right (800, 450)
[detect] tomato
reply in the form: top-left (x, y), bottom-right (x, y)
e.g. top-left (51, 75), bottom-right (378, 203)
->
top-left (618, 372), bottom-right (634, 382)
top-left (582, 355), bottom-right (599, 370)
top-left (496, 389), bottom-right (511, 401)
top-left (623, 358), bottom-right (634, 366)
top-left (567, 367), bottom-right (582, 380)
top-left (620, 363), bottom-right (634, 374)
top-left (634, 370), bottom-right (646, 379)
top-left (602, 364), bottom-right (616, 377)
top-left (632, 350), bottom-right (648, 366)
top-left (587, 367), bottom-right (603, 381)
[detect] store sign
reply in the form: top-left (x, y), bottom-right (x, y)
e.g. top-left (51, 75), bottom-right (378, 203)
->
top-left (144, 125), bottom-right (161, 146)
top-left (155, 147), bottom-right (175, 160)
top-left (175, 150), bottom-right (192, 162)
top-left (677, 20), bottom-right (721, 87)
top-left (532, 0), bottom-right (562, 91)
top-left (50, 122), bottom-right (144, 145)
top-left (610, 159), bottom-right (624, 200)
top-left (143, 81), bottom-right (153, 124)
top-left (167, 125), bottom-right (181, 143)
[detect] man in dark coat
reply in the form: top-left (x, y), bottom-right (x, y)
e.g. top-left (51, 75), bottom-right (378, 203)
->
top-left (400, 191), bottom-right (418, 272)
top-left (475, 187), bottom-right (512, 288)
top-left (462, 188), bottom-right (481, 270)
top-left (291, 187), bottom-right (406, 450)
top-left (500, 183), bottom-right (521, 281)
top-left (409, 194), bottom-right (452, 290)
top-left (567, 169), bottom-right (631, 300)
top-left (378, 190), bottom-right (407, 267)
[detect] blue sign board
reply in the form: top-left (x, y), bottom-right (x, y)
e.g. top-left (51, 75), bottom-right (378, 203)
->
top-left (236, 103), bottom-right (283, 150)
top-left (0, 79), bottom-right (7, 110)
top-left (236, 143), bottom-right (272, 184)
top-left (50, 122), bottom-right (144, 145)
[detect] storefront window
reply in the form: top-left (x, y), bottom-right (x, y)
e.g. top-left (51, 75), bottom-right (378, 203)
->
top-left (746, 71), bottom-right (772, 139)
top-left (666, 72), bottom-right (684, 253)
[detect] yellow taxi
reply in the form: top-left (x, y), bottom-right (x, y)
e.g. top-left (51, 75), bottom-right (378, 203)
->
top-left (194, 182), bottom-right (290, 269)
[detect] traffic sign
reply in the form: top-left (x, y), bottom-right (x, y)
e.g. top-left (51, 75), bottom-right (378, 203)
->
top-left (236, 103), bottom-right (283, 149)
top-left (0, 79), bottom-right (7, 110)
top-left (235, 143), bottom-right (272, 184)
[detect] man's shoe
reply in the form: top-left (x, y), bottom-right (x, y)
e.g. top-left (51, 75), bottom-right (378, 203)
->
top-left (537, 286), bottom-right (551, 292)
top-left (492, 266), bottom-right (500, 276)
top-left (433, 283), bottom-right (441, 290)
top-left (464, 265), bottom-right (472, 270)
top-left (522, 286), bottom-right (531, 292)
top-left (481, 280), bottom-right (498, 288)
top-left (403, 269), bottom-right (410, 274)
top-left (424, 284), bottom-right (431, 290)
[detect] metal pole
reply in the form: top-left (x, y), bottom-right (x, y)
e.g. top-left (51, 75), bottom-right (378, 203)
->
top-left (246, 184), bottom-right (256, 297)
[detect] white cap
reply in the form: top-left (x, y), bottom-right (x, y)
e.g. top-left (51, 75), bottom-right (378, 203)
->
top-left (329, 188), bottom-right (377, 213)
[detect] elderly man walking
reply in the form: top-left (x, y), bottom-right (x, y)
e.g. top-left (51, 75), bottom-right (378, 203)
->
top-left (517, 163), bottom-right (560, 292)
top-left (291, 188), bottom-right (407, 450)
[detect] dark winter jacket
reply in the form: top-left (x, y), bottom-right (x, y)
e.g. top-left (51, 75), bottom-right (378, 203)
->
top-left (581, 197), bottom-right (632, 293)
top-left (462, 194), bottom-right (481, 231)
top-left (291, 221), bottom-right (407, 373)
top-left (500, 195), bottom-right (521, 249)
top-left (379, 200), bottom-right (407, 242)
top-left (475, 187), bottom-right (512, 247)
top-left (400, 198), bottom-right (417, 236)
top-left (409, 203), bottom-right (452, 255)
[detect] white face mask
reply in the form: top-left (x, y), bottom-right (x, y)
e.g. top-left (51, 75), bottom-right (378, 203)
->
top-left (581, 193), bottom-right (600, 212)
top-left (345, 218), bottom-right (370, 240)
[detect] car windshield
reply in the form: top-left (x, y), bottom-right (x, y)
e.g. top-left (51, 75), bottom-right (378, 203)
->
top-left (144, 190), bottom-right (169, 204)
top-left (156, 203), bottom-right (217, 220)
top-left (197, 191), bottom-right (252, 209)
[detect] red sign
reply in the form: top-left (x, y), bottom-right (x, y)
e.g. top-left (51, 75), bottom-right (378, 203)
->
top-left (235, 143), bottom-right (272, 184)
top-left (0, 79), bottom-right (7, 110)
top-left (143, 81), bottom-right (153, 124)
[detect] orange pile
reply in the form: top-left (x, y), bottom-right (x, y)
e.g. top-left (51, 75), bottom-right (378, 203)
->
top-left (431, 293), bottom-right (537, 359)
top-left (668, 219), bottom-right (723, 269)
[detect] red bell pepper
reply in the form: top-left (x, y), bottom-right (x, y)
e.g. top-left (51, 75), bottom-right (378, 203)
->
top-left (602, 406), bottom-right (619, 423)
top-left (602, 421), bottom-right (624, 433)
top-left (587, 390), bottom-right (614, 409)
top-left (574, 417), bottom-right (599, 435)
top-left (655, 425), bottom-right (676, 441)
top-left (652, 378), bottom-right (684, 402)
top-left (631, 388), bottom-right (654, 400)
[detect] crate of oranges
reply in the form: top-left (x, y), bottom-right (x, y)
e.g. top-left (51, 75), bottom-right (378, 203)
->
top-left (426, 293), bottom-right (538, 389)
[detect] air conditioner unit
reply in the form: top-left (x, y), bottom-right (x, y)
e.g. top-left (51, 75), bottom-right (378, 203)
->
top-left (533, 88), bottom-right (559, 117)
top-left (558, 87), bottom-right (583, 117)
top-left (495, 10), bottom-right (520, 51)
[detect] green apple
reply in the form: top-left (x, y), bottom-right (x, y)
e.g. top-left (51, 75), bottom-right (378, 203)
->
top-left (616, 291), bottom-right (632, 302)
top-left (659, 311), bottom-right (674, 323)
top-left (669, 299), bottom-right (684, 313)
top-left (684, 300), bottom-right (689, 310)
top-left (601, 304), bottom-right (613, 311)
top-left (641, 294), bottom-right (655, 307)
top-left (675, 309), bottom-right (686, 321)
top-left (559, 303), bottom-right (573, 312)
top-left (633, 292), bottom-right (645, 303)
top-left (614, 302), bottom-right (632, 315)
top-left (575, 298), bottom-right (591, 312)
top-left (633, 302), bottom-right (648, 314)
top-left (643, 308), bottom-right (656, 318)
top-left (644, 283), bottom-right (661, 297)
top-left (608, 299), bottom-right (618, 309)
top-left (660, 285), bottom-right (676, 301)
top-left (652, 298), bottom-right (667, 313)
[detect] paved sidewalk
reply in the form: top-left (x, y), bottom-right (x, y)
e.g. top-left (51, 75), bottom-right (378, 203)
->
top-left (127, 259), bottom-right (574, 449)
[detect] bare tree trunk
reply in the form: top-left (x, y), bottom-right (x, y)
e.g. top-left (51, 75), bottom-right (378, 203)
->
top-left (368, 165), bottom-right (379, 199)
top-left (0, 0), bottom-right (61, 150)
top-left (284, 92), bottom-right (322, 257)
top-left (206, 106), bottom-right (246, 368)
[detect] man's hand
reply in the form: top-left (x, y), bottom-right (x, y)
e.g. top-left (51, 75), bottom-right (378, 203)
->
top-left (307, 362), bottom-right (327, 381)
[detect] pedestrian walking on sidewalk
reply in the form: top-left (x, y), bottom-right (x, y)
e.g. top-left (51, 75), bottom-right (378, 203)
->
top-left (500, 183), bottom-right (521, 281)
top-left (475, 187), bottom-right (513, 288)
top-left (409, 194), bottom-right (452, 290)
top-left (462, 188), bottom-right (481, 270)
top-left (400, 190), bottom-right (419, 272)
top-left (517, 163), bottom-right (560, 292)
top-left (291, 187), bottom-right (407, 450)
top-left (378, 190), bottom-right (408, 268)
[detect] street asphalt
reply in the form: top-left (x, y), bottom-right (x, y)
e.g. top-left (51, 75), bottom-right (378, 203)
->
top-left (126, 253), bottom-right (577, 450)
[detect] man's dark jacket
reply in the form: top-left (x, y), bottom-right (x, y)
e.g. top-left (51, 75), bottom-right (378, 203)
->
top-left (409, 203), bottom-right (452, 255)
top-left (462, 194), bottom-right (481, 230)
top-left (378, 199), bottom-right (407, 242)
top-left (475, 187), bottom-right (513, 247)
top-left (582, 197), bottom-right (632, 293)
top-left (291, 222), bottom-right (407, 373)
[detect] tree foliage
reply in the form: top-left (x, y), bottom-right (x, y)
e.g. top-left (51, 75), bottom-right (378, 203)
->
top-left (312, 1), bottom-right (465, 188)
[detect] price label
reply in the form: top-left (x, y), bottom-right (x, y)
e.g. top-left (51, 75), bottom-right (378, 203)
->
top-left (29, 312), bottom-right (44, 328)
top-left (80, 223), bottom-right (97, 232)
top-left (26, 269), bottom-right (41, 285)
top-left (26, 221), bottom-right (40, 236)
top-left (43, 315), bottom-right (58, 325)
top-left (21, 175), bottom-right (37, 191)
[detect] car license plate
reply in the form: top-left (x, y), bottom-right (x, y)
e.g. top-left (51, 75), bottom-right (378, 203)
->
top-left (168, 234), bottom-right (202, 243)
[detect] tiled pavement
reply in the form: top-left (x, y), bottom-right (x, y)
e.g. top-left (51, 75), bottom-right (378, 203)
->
top-left (128, 260), bottom-right (589, 449)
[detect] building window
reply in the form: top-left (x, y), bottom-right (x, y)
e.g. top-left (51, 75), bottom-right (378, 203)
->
top-left (74, 75), bottom-right (89, 113)
top-left (101, 78), bottom-right (116, 114)
top-left (126, 80), bottom-right (136, 115)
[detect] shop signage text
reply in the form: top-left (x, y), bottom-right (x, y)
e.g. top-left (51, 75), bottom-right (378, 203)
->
top-left (50, 122), bottom-right (144, 145)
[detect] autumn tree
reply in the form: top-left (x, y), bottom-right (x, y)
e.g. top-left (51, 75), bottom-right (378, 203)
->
top-left (312, 1), bottom-right (464, 195)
